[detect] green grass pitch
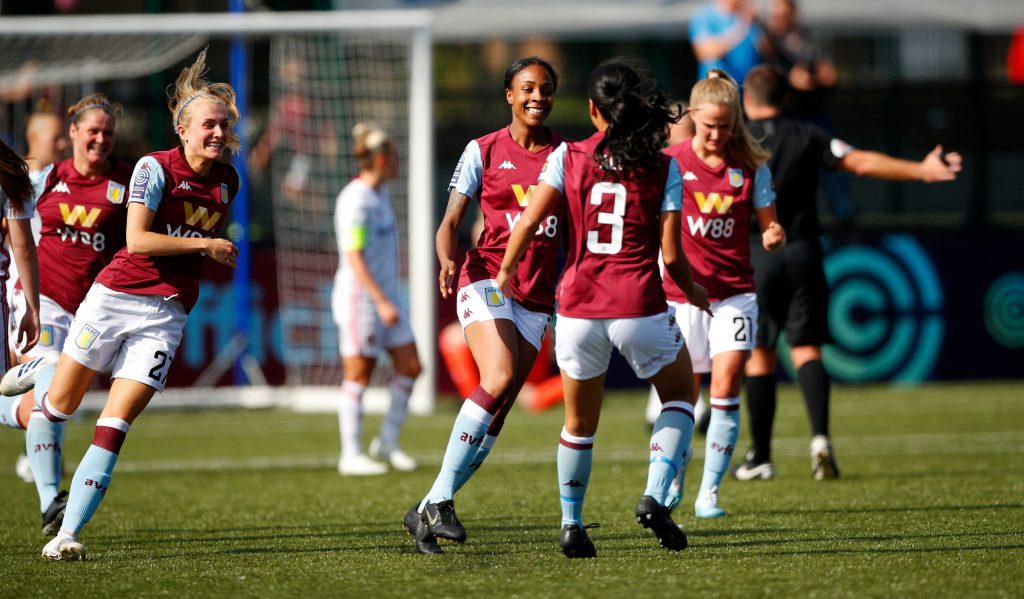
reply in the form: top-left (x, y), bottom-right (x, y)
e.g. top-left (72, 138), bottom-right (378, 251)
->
top-left (1, 383), bottom-right (1022, 598)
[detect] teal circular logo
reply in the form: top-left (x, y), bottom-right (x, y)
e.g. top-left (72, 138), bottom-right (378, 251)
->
top-left (779, 235), bottom-right (944, 382)
top-left (984, 273), bottom-right (1024, 349)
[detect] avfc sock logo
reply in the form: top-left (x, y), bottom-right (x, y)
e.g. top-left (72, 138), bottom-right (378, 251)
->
top-left (76, 324), bottom-right (101, 350)
top-left (563, 480), bottom-right (585, 488)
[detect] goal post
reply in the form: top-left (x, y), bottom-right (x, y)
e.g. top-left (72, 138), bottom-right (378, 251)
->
top-left (0, 11), bottom-right (436, 414)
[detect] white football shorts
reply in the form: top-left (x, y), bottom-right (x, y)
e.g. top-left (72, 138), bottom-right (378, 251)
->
top-left (673, 292), bottom-right (758, 373)
top-left (332, 285), bottom-right (415, 358)
top-left (62, 283), bottom-right (187, 392)
top-left (455, 279), bottom-right (549, 351)
top-left (9, 291), bottom-right (73, 359)
top-left (555, 307), bottom-right (685, 381)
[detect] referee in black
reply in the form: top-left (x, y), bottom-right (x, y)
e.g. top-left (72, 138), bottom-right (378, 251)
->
top-left (734, 65), bottom-right (962, 481)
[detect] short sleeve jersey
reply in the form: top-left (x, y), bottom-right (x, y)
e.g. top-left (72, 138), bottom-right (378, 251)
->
top-left (540, 131), bottom-right (682, 319)
top-left (97, 147), bottom-right (238, 311)
top-left (747, 117), bottom-right (851, 242)
top-left (689, 2), bottom-right (764, 82)
top-left (450, 127), bottom-right (565, 315)
top-left (33, 157), bottom-right (131, 313)
top-left (0, 182), bottom-right (36, 285)
top-left (333, 178), bottom-right (400, 303)
top-left (664, 139), bottom-right (775, 303)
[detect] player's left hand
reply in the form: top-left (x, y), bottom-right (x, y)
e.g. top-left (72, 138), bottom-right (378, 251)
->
top-left (762, 221), bottom-right (786, 251)
top-left (922, 145), bottom-right (962, 182)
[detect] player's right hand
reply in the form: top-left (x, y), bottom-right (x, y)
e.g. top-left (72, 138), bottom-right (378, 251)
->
top-left (922, 145), bottom-right (962, 182)
top-left (687, 283), bottom-right (713, 316)
top-left (207, 239), bottom-right (239, 269)
top-left (376, 299), bottom-right (400, 327)
top-left (438, 259), bottom-right (457, 298)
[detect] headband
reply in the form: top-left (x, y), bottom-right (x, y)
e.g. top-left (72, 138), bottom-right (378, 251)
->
top-left (173, 94), bottom-right (204, 131)
top-left (71, 102), bottom-right (114, 124)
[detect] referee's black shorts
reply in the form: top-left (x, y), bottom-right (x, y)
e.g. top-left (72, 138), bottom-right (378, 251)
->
top-left (751, 238), bottom-right (831, 349)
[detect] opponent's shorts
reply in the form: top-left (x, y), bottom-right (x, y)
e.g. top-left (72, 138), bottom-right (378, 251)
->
top-left (63, 284), bottom-right (186, 392)
top-left (455, 279), bottom-right (549, 351)
top-left (332, 286), bottom-right (415, 359)
top-left (674, 292), bottom-right (758, 373)
top-left (555, 307), bottom-right (684, 381)
top-left (751, 239), bottom-right (831, 348)
top-left (9, 291), bottom-right (73, 358)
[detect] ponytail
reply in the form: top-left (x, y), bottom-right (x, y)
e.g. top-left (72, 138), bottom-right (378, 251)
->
top-left (588, 58), bottom-right (680, 173)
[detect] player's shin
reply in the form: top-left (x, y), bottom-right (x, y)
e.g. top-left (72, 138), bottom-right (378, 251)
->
top-left (422, 387), bottom-right (496, 505)
top-left (61, 418), bottom-right (129, 535)
top-left (700, 397), bottom-right (741, 494)
top-left (557, 428), bottom-right (594, 527)
top-left (644, 401), bottom-right (694, 505)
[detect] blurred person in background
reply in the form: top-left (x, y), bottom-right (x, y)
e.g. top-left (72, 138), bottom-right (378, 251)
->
top-left (332, 123), bottom-right (421, 477)
top-left (689, 0), bottom-right (766, 83)
top-left (735, 65), bottom-right (962, 482)
top-left (0, 95), bottom-right (131, 539)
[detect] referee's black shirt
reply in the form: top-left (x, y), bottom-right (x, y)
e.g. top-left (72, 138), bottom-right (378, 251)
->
top-left (748, 117), bottom-right (848, 243)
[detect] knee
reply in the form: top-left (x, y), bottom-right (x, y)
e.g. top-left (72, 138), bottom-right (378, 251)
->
top-left (398, 360), bottom-right (422, 380)
top-left (478, 365), bottom-right (515, 401)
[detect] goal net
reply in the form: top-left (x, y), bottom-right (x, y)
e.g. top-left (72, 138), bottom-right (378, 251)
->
top-left (0, 11), bottom-right (436, 414)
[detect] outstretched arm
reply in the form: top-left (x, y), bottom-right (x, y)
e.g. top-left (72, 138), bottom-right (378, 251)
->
top-left (839, 145), bottom-right (962, 183)
top-left (496, 182), bottom-right (560, 294)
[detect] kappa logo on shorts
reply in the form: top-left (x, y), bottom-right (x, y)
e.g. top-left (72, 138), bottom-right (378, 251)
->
top-left (40, 325), bottom-right (54, 348)
top-left (75, 324), bottom-right (101, 350)
top-left (484, 287), bottom-right (505, 307)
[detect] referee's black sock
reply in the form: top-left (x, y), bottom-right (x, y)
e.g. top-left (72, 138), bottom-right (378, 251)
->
top-left (744, 375), bottom-right (776, 464)
top-left (797, 360), bottom-right (831, 438)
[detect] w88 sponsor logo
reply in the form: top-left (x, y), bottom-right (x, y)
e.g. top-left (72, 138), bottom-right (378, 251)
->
top-left (687, 216), bottom-right (735, 239)
top-left (505, 211), bottom-right (559, 238)
top-left (58, 227), bottom-right (107, 252)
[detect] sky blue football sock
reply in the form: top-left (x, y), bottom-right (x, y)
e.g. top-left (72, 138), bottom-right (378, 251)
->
top-left (377, 374), bottom-right (414, 449)
top-left (453, 433), bottom-right (497, 495)
top-left (27, 412), bottom-right (63, 511)
top-left (0, 392), bottom-right (23, 429)
top-left (423, 397), bottom-right (493, 506)
top-left (558, 428), bottom-right (594, 527)
top-left (644, 401), bottom-right (694, 506)
top-left (61, 418), bottom-right (129, 535)
top-left (699, 397), bottom-right (741, 496)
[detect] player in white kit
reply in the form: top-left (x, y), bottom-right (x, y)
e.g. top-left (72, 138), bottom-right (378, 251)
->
top-left (332, 123), bottom-right (421, 476)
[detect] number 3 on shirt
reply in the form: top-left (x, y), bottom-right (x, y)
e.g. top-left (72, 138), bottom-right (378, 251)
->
top-left (586, 182), bottom-right (626, 255)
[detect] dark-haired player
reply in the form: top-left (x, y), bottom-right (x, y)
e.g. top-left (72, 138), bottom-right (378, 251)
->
top-left (405, 57), bottom-right (566, 555)
top-left (499, 59), bottom-right (710, 558)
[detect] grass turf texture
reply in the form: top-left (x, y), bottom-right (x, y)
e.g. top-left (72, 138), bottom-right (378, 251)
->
top-left (1, 383), bottom-right (1022, 598)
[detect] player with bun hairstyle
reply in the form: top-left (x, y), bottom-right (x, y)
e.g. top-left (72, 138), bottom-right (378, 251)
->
top-left (405, 57), bottom-right (565, 555)
top-left (498, 58), bottom-right (710, 558)
top-left (656, 69), bottom-right (784, 519)
top-left (0, 94), bottom-right (131, 536)
top-left (332, 123), bottom-right (421, 476)
top-left (10, 49), bottom-right (240, 561)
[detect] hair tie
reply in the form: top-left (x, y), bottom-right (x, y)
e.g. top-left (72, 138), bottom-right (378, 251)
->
top-left (71, 102), bottom-right (114, 124)
top-left (173, 94), bottom-right (204, 131)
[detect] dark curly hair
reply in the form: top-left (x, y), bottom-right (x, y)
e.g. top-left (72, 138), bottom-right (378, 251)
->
top-left (0, 140), bottom-right (32, 215)
top-left (588, 58), bottom-right (680, 173)
top-left (503, 56), bottom-right (559, 93)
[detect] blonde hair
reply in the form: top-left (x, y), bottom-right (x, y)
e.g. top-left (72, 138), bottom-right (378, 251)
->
top-left (67, 93), bottom-right (122, 126)
top-left (689, 69), bottom-right (769, 172)
top-left (168, 48), bottom-right (240, 154)
top-left (352, 123), bottom-right (393, 171)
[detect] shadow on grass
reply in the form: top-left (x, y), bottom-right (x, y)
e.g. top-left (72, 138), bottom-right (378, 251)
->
top-left (758, 501), bottom-right (1023, 517)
